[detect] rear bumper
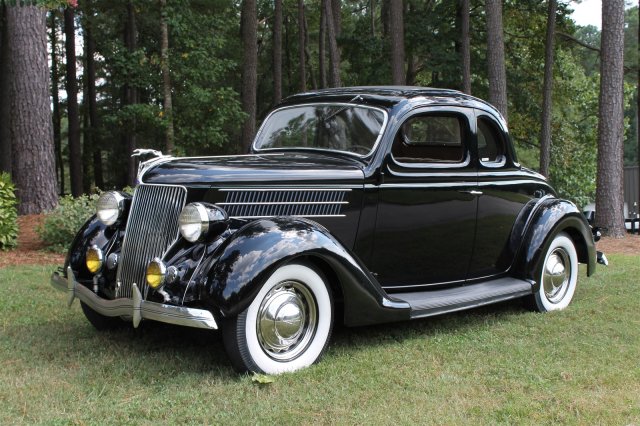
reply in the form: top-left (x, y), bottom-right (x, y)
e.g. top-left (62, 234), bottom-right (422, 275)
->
top-left (50, 267), bottom-right (218, 330)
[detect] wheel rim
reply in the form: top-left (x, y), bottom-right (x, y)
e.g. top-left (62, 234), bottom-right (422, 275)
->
top-left (256, 280), bottom-right (318, 361)
top-left (543, 248), bottom-right (571, 304)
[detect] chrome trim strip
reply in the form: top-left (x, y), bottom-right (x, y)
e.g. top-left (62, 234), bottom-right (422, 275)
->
top-left (383, 279), bottom-right (463, 291)
top-left (229, 214), bottom-right (346, 219)
top-left (137, 155), bottom-right (175, 184)
top-left (372, 182), bottom-right (476, 189)
top-left (365, 179), bottom-right (546, 190)
top-left (51, 268), bottom-right (218, 330)
top-left (384, 168), bottom-right (547, 179)
top-left (218, 188), bottom-right (353, 192)
top-left (390, 152), bottom-right (472, 170)
top-left (218, 201), bottom-right (349, 206)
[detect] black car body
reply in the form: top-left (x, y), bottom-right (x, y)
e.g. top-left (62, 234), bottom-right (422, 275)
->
top-left (51, 87), bottom-right (597, 374)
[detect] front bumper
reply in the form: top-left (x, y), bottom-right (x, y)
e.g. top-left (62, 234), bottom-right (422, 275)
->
top-left (51, 267), bottom-right (218, 330)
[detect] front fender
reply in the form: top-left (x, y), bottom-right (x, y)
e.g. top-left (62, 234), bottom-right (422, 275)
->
top-left (512, 197), bottom-right (596, 288)
top-left (195, 217), bottom-right (410, 325)
top-left (65, 215), bottom-right (118, 281)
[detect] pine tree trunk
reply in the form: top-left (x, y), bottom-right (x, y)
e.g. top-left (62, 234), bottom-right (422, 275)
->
top-left (325, 0), bottom-right (341, 87)
top-left (381, 0), bottom-right (390, 38)
top-left (64, 7), bottom-right (83, 197)
top-left (49, 11), bottom-right (64, 193)
top-left (460, 0), bottom-right (471, 94)
top-left (82, 93), bottom-right (92, 193)
top-left (160, 0), bottom-right (174, 155)
top-left (240, 0), bottom-right (258, 153)
top-left (6, 5), bottom-right (58, 214)
top-left (370, 0), bottom-right (376, 37)
top-left (84, 2), bottom-right (103, 190)
top-left (596, 0), bottom-right (626, 237)
top-left (298, 0), bottom-right (306, 92)
top-left (285, 13), bottom-right (293, 94)
top-left (389, 0), bottom-right (405, 85)
top-left (0, 4), bottom-right (12, 175)
top-left (304, 14), bottom-right (316, 90)
top-left (485, 0), bottom-right (508, 120)
top-left (539, 0), bottom-right (557, 178)
top-left (273, 0), bottom-right (283, 103)
top-left (124, 1), bottom-right (138, 186)
top-left (319, 1), bottom-right (326, 89)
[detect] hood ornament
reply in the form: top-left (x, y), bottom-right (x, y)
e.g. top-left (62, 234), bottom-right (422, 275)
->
top-left (132, 149), bottom-right (172, 185)
top-left (131, 148), bottom-right (164, 160)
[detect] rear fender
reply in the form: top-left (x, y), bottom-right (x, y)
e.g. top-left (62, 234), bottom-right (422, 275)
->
top-left (195, 217), bottom-right (410, 325)
top-left (512, 197), bottom-right (596, 289)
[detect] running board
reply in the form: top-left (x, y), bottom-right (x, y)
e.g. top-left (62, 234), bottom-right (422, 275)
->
top-left (391, 278), bottom-right (533, 319)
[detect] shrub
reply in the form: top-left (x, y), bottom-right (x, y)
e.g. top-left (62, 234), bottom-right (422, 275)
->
top-left (0, 173), bottom-right (18, 251)
top-left (38, 193), bottom-right (99, 253)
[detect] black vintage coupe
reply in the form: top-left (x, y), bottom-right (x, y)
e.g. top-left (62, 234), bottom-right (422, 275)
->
top-left (51, 87), bottom-right (599, 374)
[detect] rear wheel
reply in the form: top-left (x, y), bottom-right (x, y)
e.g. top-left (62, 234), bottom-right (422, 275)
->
top-left (223, 262), bottom-right (333, 374)
top-left (529, 232), bottom-right (578, 312)
top-left (80, 302), bottom-right (125, 331)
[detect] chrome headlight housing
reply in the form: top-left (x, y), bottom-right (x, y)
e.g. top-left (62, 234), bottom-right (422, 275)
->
top-left (178, 202), bottom-right (228, 242)
top-left (96, 191), bottom-right (127, 226)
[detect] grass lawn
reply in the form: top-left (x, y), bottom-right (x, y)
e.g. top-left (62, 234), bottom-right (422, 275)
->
top-left (1, 255), bottom-right (639, 424)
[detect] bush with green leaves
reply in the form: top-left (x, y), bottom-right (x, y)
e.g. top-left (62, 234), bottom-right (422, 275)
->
top-left (38, 194), bottom-right (99, 253)
top-left (0, 173), bottom-right (18, 251)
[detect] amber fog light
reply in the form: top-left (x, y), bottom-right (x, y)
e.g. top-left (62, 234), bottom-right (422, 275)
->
top-left (146, 258), bottom-right (167, 289)
top-left (86, 246), bottom-right (104, 274)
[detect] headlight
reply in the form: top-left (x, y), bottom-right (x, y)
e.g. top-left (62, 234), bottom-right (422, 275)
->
top-left (86, 246), bottom-right (104, 274)
top-left (178, 203), bottom-right (228, 242)
top-left (96, 191), bottom-right (127, 226)
top-left (146, 258), bottom-right (166, 289)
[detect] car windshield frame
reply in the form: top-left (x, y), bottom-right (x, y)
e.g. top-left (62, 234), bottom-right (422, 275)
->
top-left (251, 102), bottom-right (389, 158)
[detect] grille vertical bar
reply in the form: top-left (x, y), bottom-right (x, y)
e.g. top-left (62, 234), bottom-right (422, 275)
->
top-left (116, 184), bottom-right (187, 298)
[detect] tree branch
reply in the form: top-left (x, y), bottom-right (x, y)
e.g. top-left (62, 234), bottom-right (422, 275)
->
top-left (556, 31), bottom-right (600, 53)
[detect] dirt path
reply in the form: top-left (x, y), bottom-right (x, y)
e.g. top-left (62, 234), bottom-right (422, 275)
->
top-left (0, 215), bottom-right (65, 268)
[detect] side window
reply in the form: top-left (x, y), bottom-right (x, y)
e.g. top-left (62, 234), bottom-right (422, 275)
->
top-left (477, 117), bottom-right (506, 164)
top-left (392, 114), bottom-right (465, 163)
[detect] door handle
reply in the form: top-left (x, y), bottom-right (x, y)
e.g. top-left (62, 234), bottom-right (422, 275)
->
top-left (460, 190), bottom-right (483, 196)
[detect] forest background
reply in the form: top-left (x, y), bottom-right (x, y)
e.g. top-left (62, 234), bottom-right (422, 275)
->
top-left (0, 0), bottom-right (637, 236)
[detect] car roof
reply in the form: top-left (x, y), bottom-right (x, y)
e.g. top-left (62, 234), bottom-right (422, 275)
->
top-left (279, 86), bottom-right (504, 121)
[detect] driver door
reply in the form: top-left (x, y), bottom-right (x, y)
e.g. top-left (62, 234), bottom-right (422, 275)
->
top-left (370, 107), bottom-right (478, 290)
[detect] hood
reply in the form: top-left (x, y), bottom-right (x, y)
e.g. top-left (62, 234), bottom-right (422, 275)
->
top-left (140, 153), bottom-right (365, 186)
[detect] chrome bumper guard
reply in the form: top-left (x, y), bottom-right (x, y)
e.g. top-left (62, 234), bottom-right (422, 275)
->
top-left (50, 267), bottom-right (218, 330)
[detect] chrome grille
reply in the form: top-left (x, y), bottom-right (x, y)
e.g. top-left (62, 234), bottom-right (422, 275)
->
top-left (219, 188), bottom-right (349, 218)
top-left (116, 184), bottom-right (187, 298)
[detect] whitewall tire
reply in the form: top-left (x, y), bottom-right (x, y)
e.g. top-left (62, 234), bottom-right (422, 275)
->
top-left (531, 232), bottom-right (578, 312)
top-left (223, 262), bottom-right (333, 374)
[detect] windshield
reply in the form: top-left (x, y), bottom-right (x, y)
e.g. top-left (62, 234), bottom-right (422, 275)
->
top-left (253, 103), bottom-right (387, 156)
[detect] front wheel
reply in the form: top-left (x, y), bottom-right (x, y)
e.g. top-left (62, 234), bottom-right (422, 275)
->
top-left (529, 232), bottom-right (579, 312)
top-left (80, 301), bottom-right (126, 330)
top-left (223, 262), bottom-right (333, 374)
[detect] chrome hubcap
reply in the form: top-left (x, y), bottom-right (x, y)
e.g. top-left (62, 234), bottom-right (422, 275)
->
top-left (543, 248), bottom-right (570, 303)
top-left (257, 280), bottom-right (317, 361)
